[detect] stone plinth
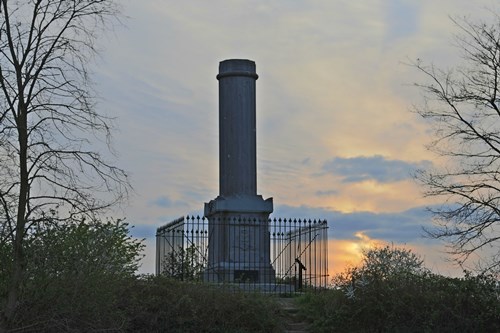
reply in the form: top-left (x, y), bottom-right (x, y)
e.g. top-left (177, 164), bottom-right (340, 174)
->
top-left (204, 196), bottom-right (274, 283)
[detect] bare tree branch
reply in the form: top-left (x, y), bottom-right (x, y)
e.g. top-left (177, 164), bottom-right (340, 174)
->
top-left (0, 1), bottom-right (126, 331)
top-left (413, 13), bottom-right (500, 277)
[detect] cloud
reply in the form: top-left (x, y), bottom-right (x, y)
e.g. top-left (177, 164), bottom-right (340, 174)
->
top-left (315, 190), bottom-right (338, 197)
top-left (328, 232), bottom-right (387, 275)
top-left (271, 203), bottom-right (465, 276)
top-left (149, 195), bottom-right (188, 209)
top-left (384, 0), bottom-right (419, 42)
top-left (93, 0), bottom-right (496, 277)
top-left (273, 204), bottom-right (434, 243)
top-left (322, 155), bottom-right (432, 183)
top-left (256, 203), bottom-right (460, 277)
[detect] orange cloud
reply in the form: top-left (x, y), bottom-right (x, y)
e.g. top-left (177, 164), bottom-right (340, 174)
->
top-left (328, 232), bottom-right (386, 277)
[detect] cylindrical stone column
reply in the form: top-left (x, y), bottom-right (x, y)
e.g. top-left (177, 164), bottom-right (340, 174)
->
top-left (217, 59), bottom-right (258, 197)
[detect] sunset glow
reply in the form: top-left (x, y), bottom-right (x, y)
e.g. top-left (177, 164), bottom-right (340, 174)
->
top-left (94, 0), bottom-right (497, 277)
top-left (328, 232), bottom-right (386, 277)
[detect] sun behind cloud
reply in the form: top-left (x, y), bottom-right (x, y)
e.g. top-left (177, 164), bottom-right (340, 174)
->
top-left (329, 231), bottom-right (386, 277)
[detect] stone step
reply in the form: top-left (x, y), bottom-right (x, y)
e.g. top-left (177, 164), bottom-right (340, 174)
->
top-left (278, 297), bottom-right (311, 333)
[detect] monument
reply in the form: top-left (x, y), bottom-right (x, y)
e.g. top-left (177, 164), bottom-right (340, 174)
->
top-left (156, 59), bottom-right (329, 291)
top-left (204, 59), bottom-right (275, 283)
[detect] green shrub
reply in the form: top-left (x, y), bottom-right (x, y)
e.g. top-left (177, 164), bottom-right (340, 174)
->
top-left (2, 220), bottom-right (286, 332)
top-left (2, 219), bottom-right (144, 332)
top-left (122, 276), bottom-right (284, 333)
top-left (298, 246), bottom-right (500, 332)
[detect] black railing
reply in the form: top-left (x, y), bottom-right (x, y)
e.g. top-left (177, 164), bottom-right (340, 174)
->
top-left (156, 216), bottom-right (328, 293)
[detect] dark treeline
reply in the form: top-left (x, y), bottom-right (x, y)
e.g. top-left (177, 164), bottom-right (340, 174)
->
top-left (2, 231), bottom-right (499, 332)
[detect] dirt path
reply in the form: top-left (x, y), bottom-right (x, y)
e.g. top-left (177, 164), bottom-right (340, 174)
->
top-left (276, 297), bottom-right (311, 333)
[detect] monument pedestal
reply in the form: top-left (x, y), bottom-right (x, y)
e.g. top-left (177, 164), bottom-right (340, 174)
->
top-left (204, 195), bottom-right (275, 283)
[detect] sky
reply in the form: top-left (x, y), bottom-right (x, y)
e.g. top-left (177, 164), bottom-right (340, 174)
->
top-left (93, 0), bottom-right (498, 277)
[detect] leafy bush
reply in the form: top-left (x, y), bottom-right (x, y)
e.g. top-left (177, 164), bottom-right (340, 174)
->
top-left (299, 245), bottom-right (500, 332)
top-left (2, 219), bottom-right (144, 332)
top-left (2, 219), bottom-right (285, 332)
top-left (122, 275), bottom-right (284, 333)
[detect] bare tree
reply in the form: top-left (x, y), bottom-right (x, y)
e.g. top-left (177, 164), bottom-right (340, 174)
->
top-left (161, 244), bottom-right (205, 281)
top-left (0, 0), bottom-right (128, 330)
top-left (413, 13), bottom-right (500, 276)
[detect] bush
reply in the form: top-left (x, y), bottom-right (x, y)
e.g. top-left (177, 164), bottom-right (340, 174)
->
top-left (2, 219), bottom-right (144, 332)
top-left (2, 218), bottom-right (286, 332)
top-left (299, 246), bottom-right (500, 332)
top-left (122, 275), bottom-right (284, 333)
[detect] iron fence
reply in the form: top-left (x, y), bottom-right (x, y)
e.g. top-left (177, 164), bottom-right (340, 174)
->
top-left (156, 216), bottom-right (328, 293)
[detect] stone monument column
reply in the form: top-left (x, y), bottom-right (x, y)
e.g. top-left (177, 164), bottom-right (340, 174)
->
top-left (204, 59), bottom-right (275, 284)
top-left (218, 59), bottom-right (258, 197)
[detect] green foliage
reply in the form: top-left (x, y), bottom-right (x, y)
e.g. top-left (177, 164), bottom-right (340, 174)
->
top-left (122, 275), bottom-right (284, 333)
top-left (1, 219), bottom-right (285, 332)
top-left (332, 245), bottom-right (427, 291)
top-left (359, 244), bottom-right (426, 278)
top-left (2, 218), bottom-right (144, 332)
top-left (26, 219), bottom-right (143, 278)
top-left (299, 245), bottom-right (500, 332)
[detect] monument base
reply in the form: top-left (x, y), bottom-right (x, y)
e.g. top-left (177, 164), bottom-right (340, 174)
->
top-left (204, 195), bottom-right (273, 216)
top-left (206, 282), bottom-right (296, 294)
top-left (204, 262), bottom-right (276, 284)
top-left (203, 194), bottom-right (275, 285)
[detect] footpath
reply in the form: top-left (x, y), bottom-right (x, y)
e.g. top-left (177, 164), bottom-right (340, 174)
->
top-left (277, 297), bottom-right (311, 333)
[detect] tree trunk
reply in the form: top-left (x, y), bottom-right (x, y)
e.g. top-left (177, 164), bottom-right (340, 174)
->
top-left (1, 68), bottom-right (29, 331)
